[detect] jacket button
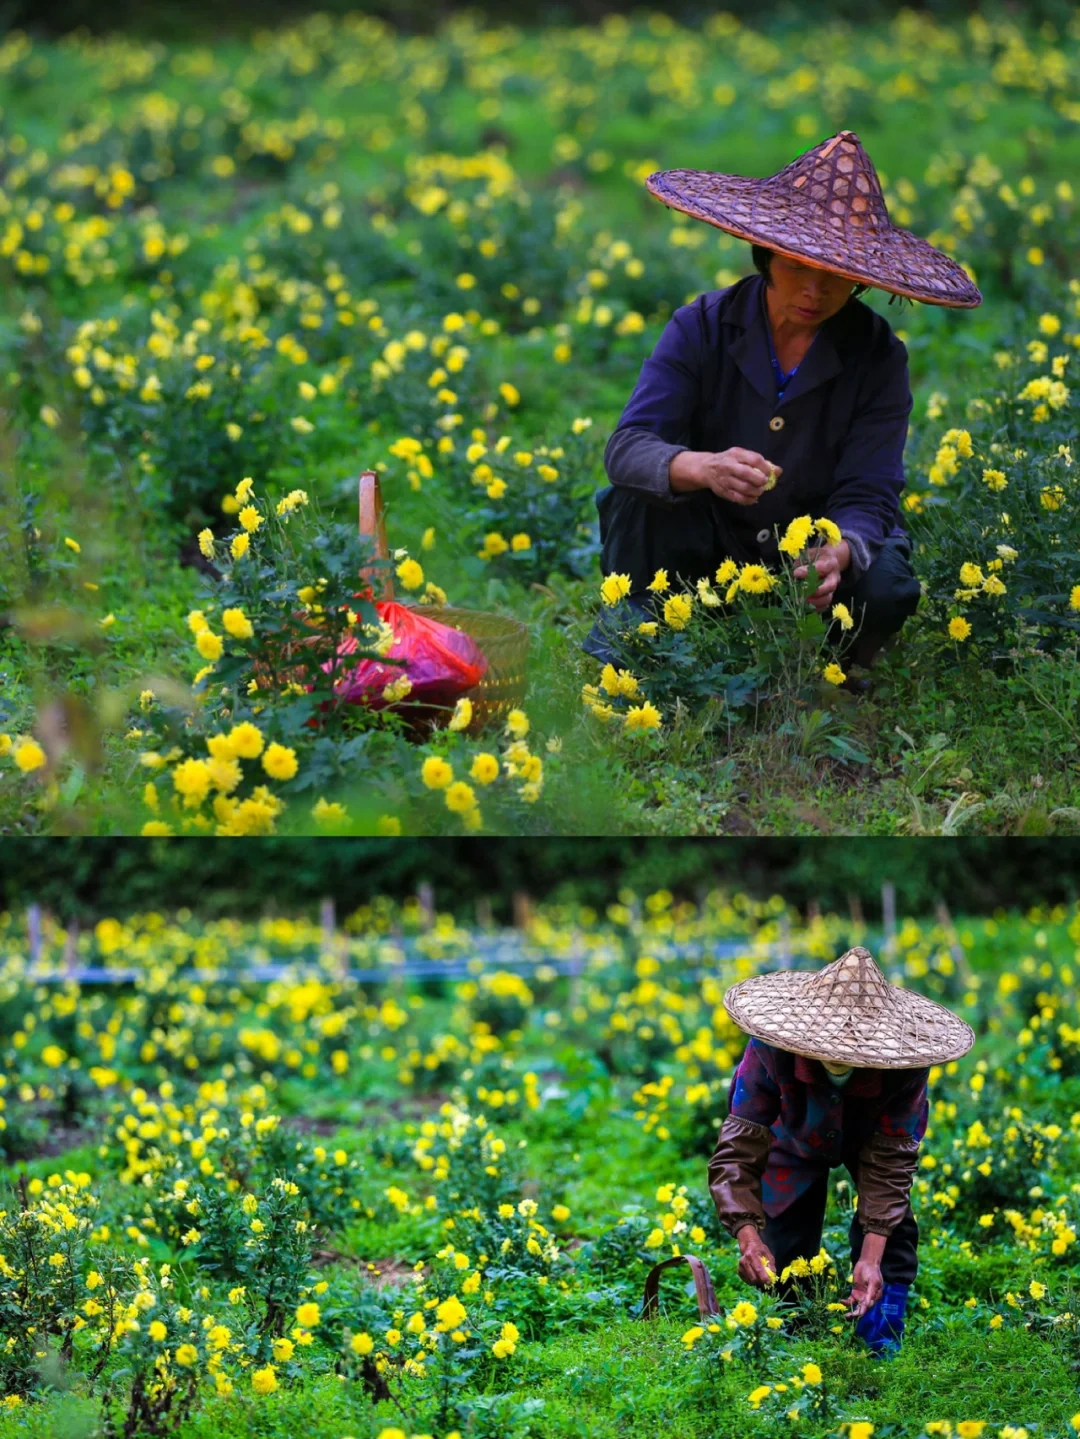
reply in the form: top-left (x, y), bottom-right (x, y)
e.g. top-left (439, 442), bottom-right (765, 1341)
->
top-left (756, 528), bottom-right (770, 544)
top-left (769, 416), bottom-right (785, 431)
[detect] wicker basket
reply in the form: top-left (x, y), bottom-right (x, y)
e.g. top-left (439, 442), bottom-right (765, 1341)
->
top-left (421, 606), bottom-right (529, 730)
top-left (358, 470), bottom-right (528, 732)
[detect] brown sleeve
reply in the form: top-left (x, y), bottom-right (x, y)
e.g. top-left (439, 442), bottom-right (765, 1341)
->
top-left (855, 1129), bottom-right (920, 1236)
top-left (707, 1114), bottom-right (774, 1236)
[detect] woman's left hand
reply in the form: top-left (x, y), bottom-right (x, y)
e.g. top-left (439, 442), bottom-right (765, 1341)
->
top-left (793, 541), bottom-right (851, 611)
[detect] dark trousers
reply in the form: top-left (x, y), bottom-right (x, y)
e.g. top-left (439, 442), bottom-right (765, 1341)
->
top-left (586, 485), bottom-right (921, 667)
top-left (761, 1166), bottom-right (919, 1294)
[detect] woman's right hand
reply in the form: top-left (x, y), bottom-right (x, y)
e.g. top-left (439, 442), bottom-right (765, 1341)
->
top-left (736, 1224), bottom-right (778, 1288)
top-left (669, 448), bottom-right (780, 505)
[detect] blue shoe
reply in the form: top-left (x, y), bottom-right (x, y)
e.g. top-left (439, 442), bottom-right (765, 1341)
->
top-left (855, 1281), bottom-right (908, 1357)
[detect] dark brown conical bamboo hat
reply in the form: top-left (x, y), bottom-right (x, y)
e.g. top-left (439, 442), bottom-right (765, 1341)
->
top-left (646, 130), bottom-right (982, 309)
top-left (723, 945), bottom-right (975, 1068)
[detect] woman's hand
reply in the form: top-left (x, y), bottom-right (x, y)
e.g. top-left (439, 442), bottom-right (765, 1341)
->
top-left (846, 1257), bottom-right (884, 1317)
top-left (794, 541), bottom-right (850, 611)
top-left (669, 449), bottom-right (781, 506)
top-left (736, 1224), bottom-right (778, 1288)
top-left (846, 1230), bottom-right (886, 1316)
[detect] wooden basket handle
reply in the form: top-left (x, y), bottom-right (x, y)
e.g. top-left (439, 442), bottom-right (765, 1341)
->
top-left (641, 1254), bottom-right (719, 1321)
top-left (358, 469), bottom-right (394, 602)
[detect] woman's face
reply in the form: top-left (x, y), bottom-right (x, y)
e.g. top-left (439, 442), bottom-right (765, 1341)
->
top-left (766, 254), bottom-right (857, 327)
top-left (821, 1059), bottom-right (855, 1075)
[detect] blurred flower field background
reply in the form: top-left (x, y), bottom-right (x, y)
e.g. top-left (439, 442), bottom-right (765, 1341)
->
top-left (3, 885), bottom-right (1080, 1437)
top-left (4, 9), bottom-right (1080, 835)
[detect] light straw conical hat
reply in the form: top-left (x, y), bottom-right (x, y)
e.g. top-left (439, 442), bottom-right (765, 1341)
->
top-left (645, 130), bottom-right (982, 310)
top-left (723, 945), bottom-right (974, 1068)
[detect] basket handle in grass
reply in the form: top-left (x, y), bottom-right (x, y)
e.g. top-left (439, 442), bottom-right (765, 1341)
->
top-left (357, 469), bottom-right (394, 601)
top-left (641, 1254), bottom-right (719, 1321)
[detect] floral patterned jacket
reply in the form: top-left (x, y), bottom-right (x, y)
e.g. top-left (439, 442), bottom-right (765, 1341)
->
top-left (708, 1037), bottom-right (929, 1238)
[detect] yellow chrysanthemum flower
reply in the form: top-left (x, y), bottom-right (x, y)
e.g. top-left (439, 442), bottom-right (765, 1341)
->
top-left (949, 616), bottom-right (972, 641)
top-left (663, 594), bottom-right (693, 629)
top-left (599, 572), bottom-right (631, 606)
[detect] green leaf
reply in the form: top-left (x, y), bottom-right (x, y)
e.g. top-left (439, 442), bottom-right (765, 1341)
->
top-left (59, 763), bottom-right (86, 805)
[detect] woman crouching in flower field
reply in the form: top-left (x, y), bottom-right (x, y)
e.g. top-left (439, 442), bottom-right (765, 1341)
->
top-left (585, 129), bottom-right (982, 679)
top-left (708, 945), bottom-right (975, 1356)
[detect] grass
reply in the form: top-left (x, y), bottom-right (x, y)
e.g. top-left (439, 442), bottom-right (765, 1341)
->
top-left (8, 1323), bottom-right (1075, 1439)
top-left (507, 1319), bottom-right (1078, 1438)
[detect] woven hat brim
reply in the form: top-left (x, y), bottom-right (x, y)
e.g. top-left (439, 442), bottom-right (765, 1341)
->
top-left (646, 169), bottom-right (983, 310)
top-left (723, 969), bottom-right (975, 1068)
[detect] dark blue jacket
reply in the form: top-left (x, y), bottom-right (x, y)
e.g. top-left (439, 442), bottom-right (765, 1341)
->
top-left (603, 273), bottom-right (913, 575)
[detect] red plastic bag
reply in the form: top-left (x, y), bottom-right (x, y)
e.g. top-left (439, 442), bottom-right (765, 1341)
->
top-left (327, 601), bottom-right (487, 714)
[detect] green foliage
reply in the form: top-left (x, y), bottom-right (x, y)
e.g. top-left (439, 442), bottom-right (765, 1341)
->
top-left (585, 541), bottom-right (850, 723)
top-left (910, 330), bottom-right (1079, 652)
top-left (182, 1178), bottom-right (314, 1337)
top-left (0, 1177), bottom-right (97, 1396)
top-left (100, 1264), bottom-right (211, 1439)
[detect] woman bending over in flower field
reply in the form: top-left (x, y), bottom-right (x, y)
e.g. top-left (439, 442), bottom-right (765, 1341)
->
top-left (585, 130), bottom-right (981, 679)
top-left (708, 946), bottom-right (974, 1356)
